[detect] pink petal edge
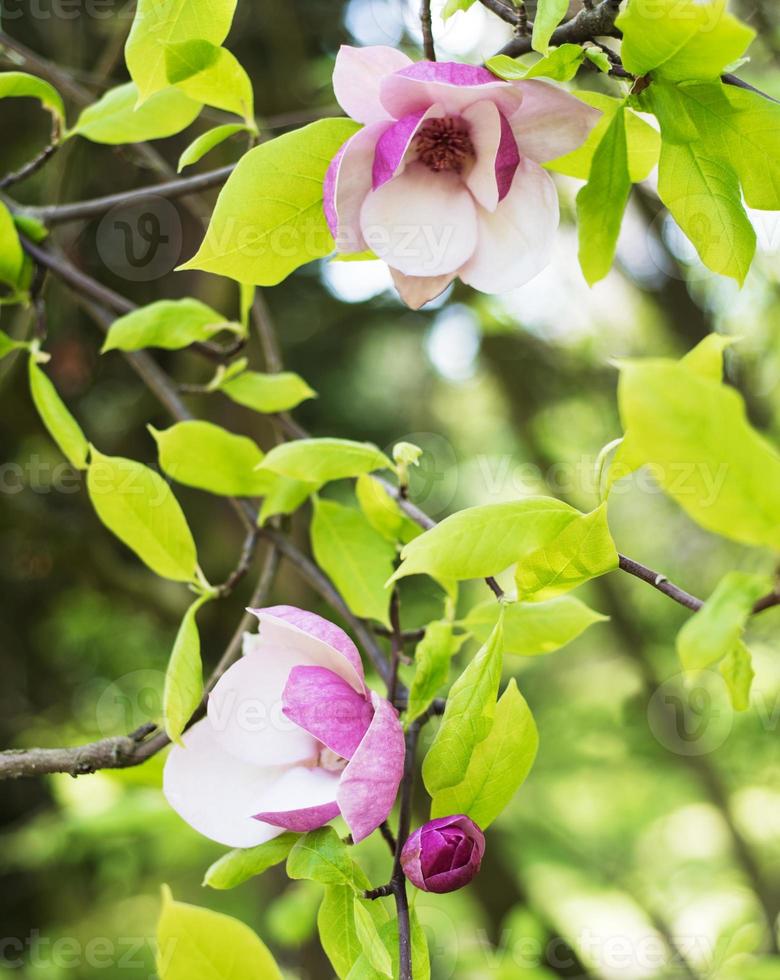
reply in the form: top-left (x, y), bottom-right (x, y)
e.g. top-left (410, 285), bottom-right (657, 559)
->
top-left (282, 665), bottom-right (374, 760)
top-left (333, 45), bottom-right (413, 124)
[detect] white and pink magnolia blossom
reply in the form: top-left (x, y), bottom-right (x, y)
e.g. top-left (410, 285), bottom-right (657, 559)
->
top-left (323, 46), bottom-right (600, 308)
top-left (164, 606), bottom-right (405, 848)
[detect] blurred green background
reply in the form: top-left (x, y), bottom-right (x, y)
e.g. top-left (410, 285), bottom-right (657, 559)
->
top-left (1, 1), bottom-right (779, 977)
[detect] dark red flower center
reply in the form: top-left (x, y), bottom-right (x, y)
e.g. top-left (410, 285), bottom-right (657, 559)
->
top-left (415, 117), bottom-right (474, 174)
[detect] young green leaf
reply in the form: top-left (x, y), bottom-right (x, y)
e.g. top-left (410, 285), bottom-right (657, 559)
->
top-left (406, 621), bottom-right (465, 723)
top-left (348, 911), bottom-right (430, 980)
top-left (720, 641), bottom-right (754, 712)
top-left (87, 448), bottom-right (198, 581)
top-left (488, 45), bottom-right (585, 82)
top-left (125, 0), bottom-right (238, 102)
top-left (163, 593), bottom-right (212, 743)
top-left (310, 498), bottom-right (395, 627)
top-left (353, 900), bottom-right (393, 978)
top-left (204, 833), bottom-right (300, 889)
top-left (576, 105), bottom-right (632, 286)
top-left (317, 881), bottom-right (387, 980)
top-left (0, 329), bottom-right (29, 360)
top-left (68, 82), bottom-right (202, 144)
top-left (392, 497), bottom-right (579, 584)
top-left (157, 884), bottom-right (282, 979)
top-left (0, 71), bottom-right (65, 123)
top-left (28, 359), bottom-right (90, 470)
top-left (422, 612), bottom-right (504, 795)
top-left (257, 473), bottom-right (317, 525)
top-left (102, 299), bottom-right (233, 353)
top-left (257, 438), bottom-right (391, 487)
top-left (443, 0), bottom-right (476, 18)
top-left (356, 473), bottom-right (421, 545)
top-left (287, 827), bottom-right (356, 887)
top-left (431, 678), bottom-right (538, 827)
top-left (166, 41), bottom-right (255, 123)
top-left (178, 123), bottom-right (249, 171)
top-left (532, 0), bottom-right (569, 54)
top-left (180, 118), bottom-right (361, 285)
top-left (676, 571), bottom-right (767, 672)
top-left (220, 370), bottom-right (316, 414)
top-left (461, 595), bottom-right (607, 656)
top-left (0, 201), bottom-right (24, 290)
top-left (515, 503), bottom-right (619, 599)
top-left (151, 420), bottom-right (269, 497)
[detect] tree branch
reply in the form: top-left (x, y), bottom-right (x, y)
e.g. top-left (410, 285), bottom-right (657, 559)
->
top-left (420, 0), bottom-right (436, 61)
top-left (496, 0), bottom-right (621, 57)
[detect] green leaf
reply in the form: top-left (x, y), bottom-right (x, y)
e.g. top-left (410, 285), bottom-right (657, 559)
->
top-left (584, 47), bottom-right (612, 73)
top-left (257, 437), bottom-right (391, 488)
top-left (392, 497), bottom-right (579, 584)
top-left (178, 123), bottom-right (249, 171)
top-left (0, 329), bottom-right (29, 360)
top-left (13, 213), bottom-right (49, 244)
top-left (310, 498), bottom-right (395, 627)
top-left (676, 571), bottom-right (767, 672)
top-left (515, 503), bottom-right (618, 599)
top-left (318, 882), bottom-right (387, 980)
top-left (151, 420), bottom-right (269, 497)
top-left (102, 299), bottom-right (233, 353)
top-left (0, 71), bottom-right (64, 123)
top-left (720, 641), bottom-right (754, 712)
top-left (680, 332), bottom-right (734, 381)
top-left (611, 356), bottom-right (780, 549)
top-left (87, 448), bottom-right (198, 581)
top-left (0, 200), bottom-right (24, 290)
top-left (422, 612), bottom-right (504, 795)
top-left (356, 473), bottom-right (421, 545)
top-left (157, 884), bottom-right (282, 980)
top-left (576, 105), bottom-right (632, 286)
top-left (28, 358), bottom-right (90, 470)
top-left (347, 911), bottom-right (430, 980)
top-left (442, 0), bottom-right (476, 18)
top-left (431, 678), bottom-right (538, 827)
top-left (353, 900), bottom-right (393, 978)
top-left (488, 45), bottom-right (585, 82)
top-left (180, 118), bottom-right (361, 286)
top-left (204, 833), bottom-right (300, 889)
top-left (618, 0), bottom-right (754, 82)
top-left (532, 0), bottom-right (569, 53)
top-left (166, 41), bottom-right (255, 123)
top-left (406, 621), bottom-right (464, 723)
top-left (460, 595), bottom-right (607, 657)
top-left (257, 473), bottom-right (317, 525)
top-left (68, 82), bottom-right (202, 144)
top-left (163, 593), bottom-right (212, 743)
top-left (220, 370), bottom-right (316, 414)
top-left (125, 0), bottom-right (238, 102)
top-left (287, 827), bottom-right (356, 887)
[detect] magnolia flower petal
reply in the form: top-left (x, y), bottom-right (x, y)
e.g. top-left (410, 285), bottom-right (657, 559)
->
top-left (282, 665), bottom-right (374, 759)
top-left (380, 61), bottom-right (524, 119)
top-left (510, 80), bottom-right (600, 164)
top-left (324, 122), bottom-right (390, 253)
top-left (462, 101), bottom-right (519, 212)
top-left (337, 692), bottom-right (405, 843)
top-left (333, 45), bottom-right (413, 124)
top-left (459, 157), bottom-right (559, 293)
top-left (360, 162), bottom-right (478, 277)
top-left (254, 766), bottom-right (341, 832)
top-left (372, 105), bottom-right (444, 190)
top-left (208, 649), bottom-right (319, 767)
top-left (248, 606), bottom-right (365, 692)
top-left (163, 718), bottom-right (285, 848)
top-left (390, 268), bottom-right (455, 309)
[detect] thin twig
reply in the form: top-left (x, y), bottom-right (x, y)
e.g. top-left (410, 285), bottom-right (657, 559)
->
top-left (420, 0), bottom-right (436, 60)
top-left (388, 590), bottom-right (404, 707)
top-left (478, 0), bottom-right (520, 27)
top-left (495, 0), bottom-right (622, 57)
top-left (0, 121), bottom-right (60, 191)
top-left (617, 554), bottom-right (703, 612)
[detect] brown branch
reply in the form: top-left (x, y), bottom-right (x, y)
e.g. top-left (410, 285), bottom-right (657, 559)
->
top-left (495, 0), bottom-right (621, 57)
top-left (420, 0), bottom-right (436, 60)
top-left (478, 0), bottom-right (520, 27)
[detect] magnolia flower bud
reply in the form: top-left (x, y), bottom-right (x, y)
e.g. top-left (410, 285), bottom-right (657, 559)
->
top-left (400, 815), bottom-right (485, 893)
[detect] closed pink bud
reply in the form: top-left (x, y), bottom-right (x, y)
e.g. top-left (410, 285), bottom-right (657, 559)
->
top-left (400, 814), bottom-right (485, 893)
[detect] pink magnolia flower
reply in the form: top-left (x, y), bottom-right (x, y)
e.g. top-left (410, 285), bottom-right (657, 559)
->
top-left (401, 814), bottom-right (485, 892)
top-left (164, 606), bottom-right (405, 848)
top-left (324, 46), bottom-right (600, 308)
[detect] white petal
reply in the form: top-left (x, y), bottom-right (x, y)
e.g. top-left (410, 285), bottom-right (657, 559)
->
top-left (510, 80), bottom-right (601, 164)
top-left (255, 766), bottom-right (341, 815)
top-left (390, 268), bottom-right (455, 309)
top-left (333, 45), bottom-right (413, 124)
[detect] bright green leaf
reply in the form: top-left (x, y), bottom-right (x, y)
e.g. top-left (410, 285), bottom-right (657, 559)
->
top-left (488, 45), bottom-right (585, 82)
top-left (258, 438), bottom-right (391, 487)
top-left (720, 640), bottom-right (754, 712)
top-left (576, 105), bottom-right (632, 285)
top-left (0, 329), bottom-right (29, 360)
top-left (87, 448), bottom-right (198, 581)
top-left (431, 678), bottom-right (538, 827)
top-left (68, 82), bottom-right (202, 144)
top-left (151, 420), bottom-right (269, 497)
top-left (257, 473), bottom-right (317, 525)
top-left (180, 118), bottom-right (361, 286)
top-left (356, 473), bottom-right (421, 545)
top-left (460, 595), bottom-right (607, 656)
top-left (532, 0), bottom-right (569, 54)
top-left (422, 612), bottom-right (504, 795)
top-left (220, 370), bottom-right (316, 414)
top-left (178, 123), bottom-right (249, 171)
top-left (102, 298), bottom-right (233, 353)
top-left (0, 201), bottom-right (24, 290)
top-left (406, 621), bottom-right (464, 723)
top-left (584, 47), bottom-right (612, 73)
top-left (392, 497), bottom-right (579, 584)
top-left (157, 884), bottom-right (282, 979)
top-left (680, 332), bottom-right (734, 381)
top-left (287, 827), bottom-right (356, 887)
top-left (166, 41), bottom-right (254, 123)
top-left (318, 881), bottom-right (387, 980)
top-left (204, 833), bottom-right (300, 889)
top-left (353, 900), bottom-right (393, 978)
top-left (677, 571), bottom-right (767, 672)
top-left (28, 358), bottom-right (89, 470)
top-left (310, 498), bottom-right (395, 627)
top-left (125, 0), bottom-right (238, 102)
top-left (0, 71), bottom-right (64, 123)
top-left (163, 593), bottom-right (212, 743)
top-left (442, 0), bottom-right (476, 18)
top-left (516, 503), bottom-right (618, 599)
